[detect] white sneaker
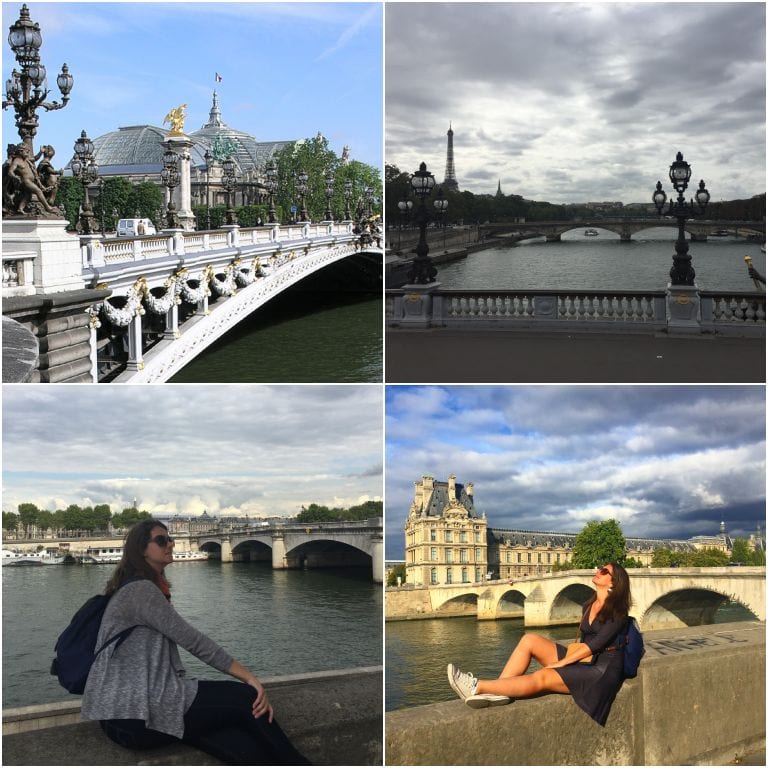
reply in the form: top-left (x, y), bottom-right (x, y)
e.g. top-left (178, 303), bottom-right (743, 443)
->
top-left (447, 663), bottom-right (477, 700)
top-left (465, 693), bottom-right (512, 709)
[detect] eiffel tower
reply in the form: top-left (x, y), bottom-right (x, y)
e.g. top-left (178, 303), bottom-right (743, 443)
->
top-left (443, 123), bottom-right (459, 192)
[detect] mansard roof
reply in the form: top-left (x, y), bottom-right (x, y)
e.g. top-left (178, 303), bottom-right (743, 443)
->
top-left (418, 480), bottom-right (477, 518)
top-left (488, 527), bottom-right (699, 552)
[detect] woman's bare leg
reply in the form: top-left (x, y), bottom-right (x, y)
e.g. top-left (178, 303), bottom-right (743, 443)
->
top-left (477, 668), bottom-right (570, 698)
top-left (498, 633), bottom-right (561, 679)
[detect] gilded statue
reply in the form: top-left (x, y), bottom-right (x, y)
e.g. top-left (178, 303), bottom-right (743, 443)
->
top-left (163, 104), bottom-right (188, 136)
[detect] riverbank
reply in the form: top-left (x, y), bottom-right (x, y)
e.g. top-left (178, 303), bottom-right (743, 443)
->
top-left (3, 667), bottom-right (382, 766)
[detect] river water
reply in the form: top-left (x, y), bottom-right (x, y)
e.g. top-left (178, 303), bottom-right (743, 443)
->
top-left (2, 561), bottom-right (382, 709)
top-left (170, 293), bottom-right (382, 383)
top-left (435, 228), bottom-right (765, 292)
top-left (385, 601), bottom-right (755, 711)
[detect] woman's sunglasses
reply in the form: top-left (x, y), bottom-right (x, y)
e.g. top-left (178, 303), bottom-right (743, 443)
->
top-left (150, 534), bottom-right (174, 547)
top-left (596, 566), bottom-right (612, 576)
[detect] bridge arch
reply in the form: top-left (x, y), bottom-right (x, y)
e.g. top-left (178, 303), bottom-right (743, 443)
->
top-left (198, 540), bottom-right (222, 559)
top-left (642, 587), bottom-right (760, 629)
top-left (437, 592), bottom-right (479, 617)
top-left (284, 538), bottom-right (372, 571)
top-left (549, 583), bottom-right (595, 624)
top-left (231, 538), bottom-right (272, 563)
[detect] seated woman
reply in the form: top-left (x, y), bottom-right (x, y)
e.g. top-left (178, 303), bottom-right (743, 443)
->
top-left (81, 519), bottom-right (310, 765)
top-left (447, 562), bottom-right (630, 727)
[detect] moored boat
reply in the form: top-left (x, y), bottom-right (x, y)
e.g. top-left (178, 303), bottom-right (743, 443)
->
top-left (173, 550), bottom-right (209, 562)
top-left (3, 550), bottom-right (65, 565)
top-left (584, 228), bottom-right (599, 236)
top-left (81, 546), bottom-right (123, 564)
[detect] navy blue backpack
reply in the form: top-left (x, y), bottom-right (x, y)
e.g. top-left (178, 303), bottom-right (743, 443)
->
top-left (50, 580), bottom-right (140, 694)
top-left (618, 616), bottom-right (645, 678)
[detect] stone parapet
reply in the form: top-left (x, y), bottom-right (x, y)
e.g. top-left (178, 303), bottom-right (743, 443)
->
top-left (3, 666), bottom-right (382, 766)
top-left (386, 621), bottom-right (765, 766)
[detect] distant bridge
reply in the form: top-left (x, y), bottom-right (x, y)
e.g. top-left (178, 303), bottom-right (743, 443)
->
top-left (193, 518), bottom-right (383, 582)
top-left (387, 567), bottom-right (765, 629)
top-left (480, 219), bottom-right (765, 242)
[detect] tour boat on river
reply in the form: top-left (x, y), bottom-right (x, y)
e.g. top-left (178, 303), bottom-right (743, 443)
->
top-left (584, 228), bottom-right (599, 236)
top-left (2, 549), bottom-right (65, 566)
top-left (81, 546), bottom-right (123, 564)
top-left (173, 550), bottom-right (209, 562)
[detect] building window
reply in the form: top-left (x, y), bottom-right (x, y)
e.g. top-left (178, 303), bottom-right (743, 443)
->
top-left (446, 568), bottom-right (453, 584)
top-left (475, 547), bottom-right (482, 562)
top-left (506, 552), bottom-right (510, 563)
top-left (430, 529), bottom-right (436, 542)
top-left (474, 530), bottom-right (480, 543)
top-left (445, 530), bottom-right (453, 543)
top-left (460, 531), bottom-right (467, 543)
top-left (475, 567), bottom-right (482, 582)
top-left (556, 553), bottom-right (561, 563)
top-left (547, 553), bottom-right (551, 563)
top-left (537, 553), bottom-right (542, 563)
top-left (517, 552), bottom-right (522, 563)
top-left (527, 552), bottom-right (531, 563)
top-left (431, 547), bottom-right (437, 561)
top-left (460, 549), bottom-right (468, 563)
top-left (430, 567), bottom-right (437, 585)
top-left (461, 567), bottom-right (469, 583)
top-left (446, 549), bottom-right (453, 563)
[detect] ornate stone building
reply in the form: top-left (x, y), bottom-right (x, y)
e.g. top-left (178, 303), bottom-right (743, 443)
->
top-left (405, 474), bottom-right (747, 585)
top-left (405, 475), bottom-right (487, 586)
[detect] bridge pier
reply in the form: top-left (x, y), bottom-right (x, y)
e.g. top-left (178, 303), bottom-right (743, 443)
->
top-left (545, 234), bottom-right (561, 242)
top-left (271, 534), bottom-right (287, 569)
top-left (371, 537), bottom-right (383, 583)
top-left (220, 538), bottom-right (233, 563)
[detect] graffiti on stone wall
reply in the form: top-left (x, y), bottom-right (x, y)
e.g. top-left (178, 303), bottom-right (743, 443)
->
top-left (648, 632), bottom-right (750, 656)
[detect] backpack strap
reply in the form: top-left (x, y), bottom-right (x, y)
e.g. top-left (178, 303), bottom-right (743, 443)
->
top-left (94, 576), bottom-right (146, 659)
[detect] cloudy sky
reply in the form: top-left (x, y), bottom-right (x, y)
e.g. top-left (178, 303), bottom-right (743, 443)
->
top-left (3, 385), bottom-right (382, 518)
top-left (1, 2), bottom-right (382, 168)
top-left (386, 2), bottom-right (765, 202)
top-left (385, 386), bottom-right (766, 558)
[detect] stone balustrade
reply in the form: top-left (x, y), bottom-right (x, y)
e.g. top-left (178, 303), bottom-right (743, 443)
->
top-left (387, 287), bottom-right (765, 336)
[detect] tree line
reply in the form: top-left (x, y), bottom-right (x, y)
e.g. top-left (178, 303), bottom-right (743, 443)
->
top-left (295, 500), bottom-right (383, 523)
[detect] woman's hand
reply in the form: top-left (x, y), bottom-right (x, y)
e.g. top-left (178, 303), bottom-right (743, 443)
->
top-left (247, 677), bottom-right (274, 723)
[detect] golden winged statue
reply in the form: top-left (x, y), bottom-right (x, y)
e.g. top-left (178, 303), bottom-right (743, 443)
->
top-left (163, 104), bottom-right (188, 136)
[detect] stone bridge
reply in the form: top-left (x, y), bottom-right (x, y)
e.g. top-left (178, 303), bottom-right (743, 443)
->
top-left (2, 219), bottom-right (381, 382)
top-left (193, 517), bottom-right (383, 582)
top-left (480, 219), bottom-right (765, 242)
top-left (387, 567), bottom-right (765, 629)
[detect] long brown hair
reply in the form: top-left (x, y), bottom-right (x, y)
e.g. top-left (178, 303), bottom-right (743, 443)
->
top-left (586, 561), bottom-right (631, 623)
top-left (105, 519), bottom-right (170, 595)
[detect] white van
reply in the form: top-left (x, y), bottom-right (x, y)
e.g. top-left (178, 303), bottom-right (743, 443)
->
top-left (116, 218), bottom-right (157, 238)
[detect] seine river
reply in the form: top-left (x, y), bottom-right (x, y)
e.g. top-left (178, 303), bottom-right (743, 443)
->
top-left (2, 561), bottom-right (382, 709)
top-left (170, 292), bottom-right (382, 383)
top-left (436, 228), bottom-right (765, 292)
top-left (385, 601), bottom-right (755, 711)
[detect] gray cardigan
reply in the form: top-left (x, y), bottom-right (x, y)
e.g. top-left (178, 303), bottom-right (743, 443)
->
top-left (81, 579), bottom-right (234, 738)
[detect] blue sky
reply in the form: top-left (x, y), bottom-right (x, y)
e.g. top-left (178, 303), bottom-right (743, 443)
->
top-left (2, 386), bottom-right (383, 518)
top-left (2, 2), bottom-right (382, 169)
top-left (386, 386), bottom-right (766, 559)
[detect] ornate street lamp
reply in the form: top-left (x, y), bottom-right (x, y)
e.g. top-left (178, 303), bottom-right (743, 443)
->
top-left (324, 169), bottom-right (335, 221)
top-left (397, 194), bottom-right (413, 250)
top-left (344, 179), bottom-right (353, 220)
top-left (160, 149), bottom-right (180, 229)
top-left (265, 160), bottom-right (278, 223)
top-left (3, 4), bottom-right (74, 217)
top-left (296, 170), bottom-right (308, 222)
top-left (203, 149), bottom-right (212, 229)
top-left (434, 187), bottom-right (449, 251)
top-left (70, 130), bottom-right (99, 234)
top-left (653, 151), bottom-right (710, 285)
top-left (221, 156), bottom-right (237, 225)
top-left (407, 161), bottom-right (438, 284)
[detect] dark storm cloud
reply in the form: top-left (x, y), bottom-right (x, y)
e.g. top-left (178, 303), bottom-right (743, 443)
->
top-left (386, 3), bottom-right (765, 201)
top-left (385, 386), bottom-right (765, 558)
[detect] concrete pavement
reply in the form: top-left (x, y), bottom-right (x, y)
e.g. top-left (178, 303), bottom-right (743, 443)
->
top-left (386, 328), bottom-right (766, 383)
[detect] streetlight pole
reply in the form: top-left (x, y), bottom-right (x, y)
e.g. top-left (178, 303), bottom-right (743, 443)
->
top-left (434, 187), bottom-right (448, 251)
top-left (2, 3), bottom-right (74, 217)
top-left (344, 179), bottom-right (353, 221)
top-left (222, 156), bottom-right (238, 226)
top-left (265, 160), bottom-right (278, 223)
top-left (296, 170), bottom-right (308, 222)
top-left (70, 130), bottom-right (99, 235)
top-left (324, 169), bottom-right (335, 221)
top-left (204, 149), bottom-right (212, 230)
top-left (397, 196), bottom-right (412, 251)
top-left (407, 162), bottom-right (437, 284)
top-left (653, 151), bottom-right (710, 286)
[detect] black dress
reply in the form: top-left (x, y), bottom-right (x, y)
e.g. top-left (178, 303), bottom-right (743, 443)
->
top-left (553, 601), bottom-right (626, 726)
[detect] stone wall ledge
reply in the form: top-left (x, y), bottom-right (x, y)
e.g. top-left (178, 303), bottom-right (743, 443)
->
top-left (386, 621), bottom-right (765, 766)
top-left (3, 666), bottom-right (382, 766)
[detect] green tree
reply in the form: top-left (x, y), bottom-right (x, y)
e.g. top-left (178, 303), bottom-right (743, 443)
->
top-left (571, 519), bottom-right (626, 568)
top-left (126, 181), bottom-right (163, 225)
top-left (688, 548), bottom-right (730, 567)
top-left (730, 538), bottom-right (753, 565)
top-left (53, 176), bottom-right (83, 231)
top-left (623, 557), bottom-right (645, 569)
top-left (36, 509), bottom-right (55, 534)
top-left (387, 563), bottom-right (406, 587)
top-left (17, 502), bottom-right (40, 537)
top-left (111, 507), bottom-right (151, 530)
top-left (92, 504), bottom-right (112, 531)
top-left (94, 177), bottom-right (135, 232)
top-left (651, 548), bottom-right (677, 567)
top-left (2, 511), bottom-right (19, 532)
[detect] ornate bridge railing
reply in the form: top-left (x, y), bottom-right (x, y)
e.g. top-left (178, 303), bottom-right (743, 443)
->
top-left (386, 288), bottom-right (765, 336)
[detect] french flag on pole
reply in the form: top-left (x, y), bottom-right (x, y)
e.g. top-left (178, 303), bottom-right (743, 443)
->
top-left (215, 73), bottom-right (223, 82)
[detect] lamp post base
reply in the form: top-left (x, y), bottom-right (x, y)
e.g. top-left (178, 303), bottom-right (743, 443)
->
top-left (394, 282), bottom-right (442, 329)
top-left (666, 283), bottom-right (701, 334)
